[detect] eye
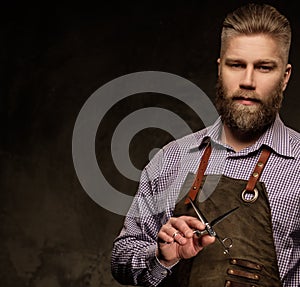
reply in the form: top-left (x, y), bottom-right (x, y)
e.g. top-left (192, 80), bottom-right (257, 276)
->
top-left (228, 63), bottom-right (245, 69)
top-left (257, 65), bottom-right (274, 72)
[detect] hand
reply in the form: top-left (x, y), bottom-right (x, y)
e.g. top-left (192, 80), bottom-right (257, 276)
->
top-left (156, 216), bottom-right (215, 266)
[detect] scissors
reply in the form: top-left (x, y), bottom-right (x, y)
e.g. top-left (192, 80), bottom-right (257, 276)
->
top-left (188, 197), bottom-right (239, 256)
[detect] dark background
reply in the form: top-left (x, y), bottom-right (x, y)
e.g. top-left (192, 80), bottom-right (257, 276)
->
top-left (1, 1), bottom-right (299, 286)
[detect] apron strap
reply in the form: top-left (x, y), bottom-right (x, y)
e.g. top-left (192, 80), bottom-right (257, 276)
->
top-left (184, 145), bottom-right (271, 205)
top-left (184, 143), bottom-right (212, 204)
top-left (245, 148), bottom-right (271, 192)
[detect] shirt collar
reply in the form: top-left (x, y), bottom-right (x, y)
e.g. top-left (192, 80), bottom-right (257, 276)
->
top-left (189, 114), bottom-right (294, 158)
top-left (257, 114), bottom-right (293, 158)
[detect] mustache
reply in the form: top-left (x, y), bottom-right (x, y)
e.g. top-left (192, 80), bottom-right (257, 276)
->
top-left (231, 91), bottom-right (262, 103)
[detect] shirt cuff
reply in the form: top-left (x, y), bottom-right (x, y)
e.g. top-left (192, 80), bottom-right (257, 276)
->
top-left (145, 244), bottom-right (180, 280)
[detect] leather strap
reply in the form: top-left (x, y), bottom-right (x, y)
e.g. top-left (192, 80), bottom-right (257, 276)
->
top-left (225, 280), bottom-right (257, 287)
top-left (227, 268), bottom-right (260, 281)
top-left (184, 143), bottom-right (212, 204)
top-left (245, 148), bottom-right (271, 192)
top-left (230, 258), bottom-right (262, 271)
top-left (185, 145), bottom-right (271, 205)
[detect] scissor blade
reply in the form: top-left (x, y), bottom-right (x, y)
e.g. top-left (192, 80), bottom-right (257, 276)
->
top-left (188, 197), bottom-right (209, 224)
top-left (210, 206), bottom-right (239, 227)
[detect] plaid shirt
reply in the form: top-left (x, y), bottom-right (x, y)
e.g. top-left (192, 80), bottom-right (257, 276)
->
top-left (111, 114), bottom-right (300, 287)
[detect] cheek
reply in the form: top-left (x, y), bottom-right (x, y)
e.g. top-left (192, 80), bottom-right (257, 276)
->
top-left (256, 78), bottom-right (282, 98)
top-left (220, 74), bottom-right (237, 95)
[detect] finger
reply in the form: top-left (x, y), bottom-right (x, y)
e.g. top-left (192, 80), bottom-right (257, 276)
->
top-left (158, 223), bottom-right (182, 244)
top-left (171, 230), bottom-right (186, 244)
top-left (168, 218), bottom-right (192, 240)
top-left (158, 230), bottom-right (186, 245)
top-left (160, 220), bottom-right (189, 244)
top-left (183, 216), bottom-right (206, 231)
top-left (170, 216), bottom-right (206, 238)
top-left (198, 234), bottom-right (216, 247)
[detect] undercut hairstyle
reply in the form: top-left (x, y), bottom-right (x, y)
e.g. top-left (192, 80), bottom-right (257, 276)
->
top-left (220, 3), bottom-right (291, 63)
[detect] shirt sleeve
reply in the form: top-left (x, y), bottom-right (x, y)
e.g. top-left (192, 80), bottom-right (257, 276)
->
top-left (111, 148), bottom-right (176, 286)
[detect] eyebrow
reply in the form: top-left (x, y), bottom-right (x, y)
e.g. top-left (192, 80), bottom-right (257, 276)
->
top-left (255, 60), bottom-right (278, 67)
top-left (225, 58), bottom-right (279, 66)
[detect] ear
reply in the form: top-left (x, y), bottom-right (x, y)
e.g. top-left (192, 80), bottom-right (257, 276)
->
top-left (217, 58), bottom-right (221, 76)
top-left (282, 64), bottom-right (292, 91)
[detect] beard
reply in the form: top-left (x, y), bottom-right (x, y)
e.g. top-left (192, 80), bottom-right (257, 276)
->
top-left (214, 77), bottom-right (283, 138)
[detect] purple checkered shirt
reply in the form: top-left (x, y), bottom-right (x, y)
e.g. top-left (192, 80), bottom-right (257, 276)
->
top-left (111, 114), bottom-right (300, 287)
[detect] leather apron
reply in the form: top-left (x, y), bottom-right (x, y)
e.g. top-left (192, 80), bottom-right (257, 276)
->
top-left (158, 144), bottom-right (282, 287)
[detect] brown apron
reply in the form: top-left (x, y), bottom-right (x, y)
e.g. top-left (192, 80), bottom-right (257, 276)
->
top-left (158, 144), bottom-right (282, 287)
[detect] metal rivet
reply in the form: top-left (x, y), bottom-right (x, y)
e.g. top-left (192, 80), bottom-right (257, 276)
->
top-left (231, 259), bottom-right (237, 264)
top-left (257, 162), bottom-right (263, 167)
top-left (253, 172), bottom-right (259, 177)
top-left (228, 269), bottom-right (234, 274)
top-left (193, 186), bottom-right (197, 190)
top-left (255, 275), bottom-right (259, 280)
top-left (225, 281), bottom-right (231, 287)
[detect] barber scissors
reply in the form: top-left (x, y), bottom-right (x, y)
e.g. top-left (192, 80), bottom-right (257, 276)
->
top-left (188, 197), bottom-right (238, 256)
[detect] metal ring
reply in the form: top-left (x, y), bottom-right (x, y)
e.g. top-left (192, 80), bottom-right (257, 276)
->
top-left (222, 237), bottom-right (233, 249)
top-left (241, 188), bottom-right (259, 203)
top-left (172, 231), bottom-right (180, 238)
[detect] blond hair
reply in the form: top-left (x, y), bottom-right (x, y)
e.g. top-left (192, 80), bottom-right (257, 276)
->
top-left (221, 3), bottom-right (291, 63)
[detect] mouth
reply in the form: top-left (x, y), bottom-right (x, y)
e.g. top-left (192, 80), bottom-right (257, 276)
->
top-left (232, 96), bottom-right (261, 106)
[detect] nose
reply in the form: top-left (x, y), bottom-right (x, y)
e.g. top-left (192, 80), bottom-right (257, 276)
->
top-left (239, 67), bottom-right (255, 90)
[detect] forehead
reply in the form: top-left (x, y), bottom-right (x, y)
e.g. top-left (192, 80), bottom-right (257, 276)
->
top-left (223, 34), bottom-right (284, 64)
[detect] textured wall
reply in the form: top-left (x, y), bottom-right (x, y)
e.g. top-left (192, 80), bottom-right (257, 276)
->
top-left (1, 1), bottom-right (299, 286)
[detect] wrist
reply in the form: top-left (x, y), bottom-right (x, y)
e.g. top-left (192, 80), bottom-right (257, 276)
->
top-left (155, 248), bottom-right (180, 267)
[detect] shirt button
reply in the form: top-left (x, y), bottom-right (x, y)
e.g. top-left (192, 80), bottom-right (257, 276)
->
top-left (161, 270), bottom-right (168, 276)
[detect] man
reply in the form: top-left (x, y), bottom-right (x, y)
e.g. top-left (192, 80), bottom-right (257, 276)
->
top-left (111, 3), bottom-right (299, 286)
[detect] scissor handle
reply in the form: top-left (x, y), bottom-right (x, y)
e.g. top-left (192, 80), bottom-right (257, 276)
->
top-left (222, 237), bottom-right (233, 249)
top-left (217, 236), bottom-right (233, 256)
top-left (194, 231), bottom-right (233, 256)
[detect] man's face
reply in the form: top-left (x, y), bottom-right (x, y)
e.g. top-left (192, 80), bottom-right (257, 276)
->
top-left (215, 34), bottom-right (291, 135)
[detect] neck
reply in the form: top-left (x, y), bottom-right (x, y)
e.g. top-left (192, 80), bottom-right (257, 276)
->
top-left (221, 125), bottom-right (261, 152)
